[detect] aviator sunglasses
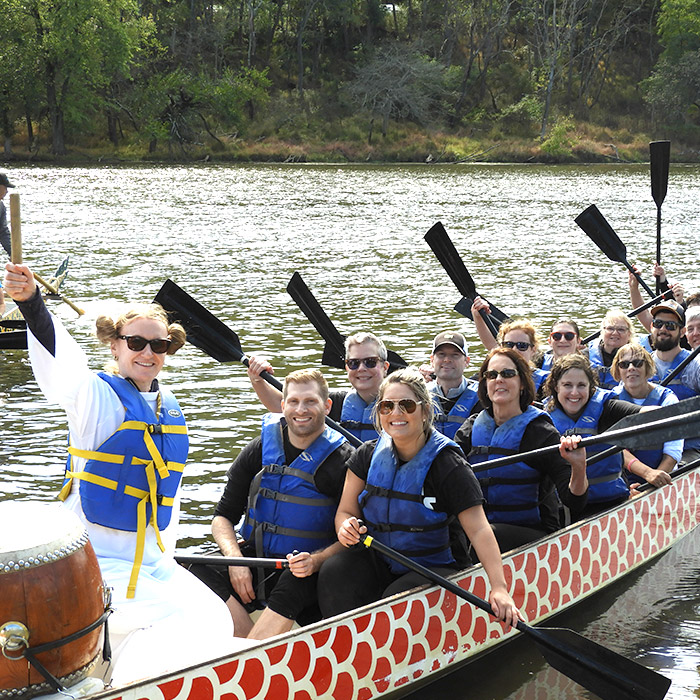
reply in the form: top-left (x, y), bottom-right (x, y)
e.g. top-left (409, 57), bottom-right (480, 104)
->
top-left (502, 341), bottom-right (532, 351)
top-left (652, 319), bottom-right (680, 331)
top-left (118, 335), bottom-right (172, 354)
top-left (484, 368), bottom-right (518, 380)
top-left (346, 356), bottom-right (382, 370)
top-left (377, 398), bottom-right (422, 415)
top-left (618, 358), bottom-right (645, 369)
top-left (550, 331), bottom-right (576, 342)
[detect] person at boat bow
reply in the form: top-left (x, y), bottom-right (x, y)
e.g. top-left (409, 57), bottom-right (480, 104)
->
top-left (247, 331), bottom-right (389, 442)
top-left (609, 343), bottom-right (681, 478)
top-left (587, 309), bottom-right (635, 389)
top-left (0, 172), bottom-right (14, 257)
top-left (427, 330), bottom-right (481, 438)
top-left (191, 369), bottom-right (355, 640)
top-left (318, 367), bottom-right (520, 626)
top-left (469, 303), bottom-right (550, 398)
top-left (455, 348), bottom-right (588, 552)
top-left (2, 261), bottom-right (241, 686)
top-left (544, 354), bottom-right (671, 518)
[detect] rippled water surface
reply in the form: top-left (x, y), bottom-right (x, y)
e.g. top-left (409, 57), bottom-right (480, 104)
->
top-left (1, 163), bottom-right (699, 698)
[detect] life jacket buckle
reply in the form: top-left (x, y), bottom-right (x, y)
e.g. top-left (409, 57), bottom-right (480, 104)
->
top-left (259, 488), bottom-right (277, 500)
top-left (265, 464), bottom-right (285, 475)
top-left (148, 424), bottom-right (163, 435)
top-left (262, 523), bottom-right (278, 534)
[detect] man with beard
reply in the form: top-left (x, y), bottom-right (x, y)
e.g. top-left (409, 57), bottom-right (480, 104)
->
top-left (648, 301), bottom-right (700, 464)
top-left (191, 368), bottom-right (354, 640)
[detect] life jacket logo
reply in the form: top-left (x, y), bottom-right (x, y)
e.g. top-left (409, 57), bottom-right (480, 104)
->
top-left (455, 404), bottom-right (467, 412)
top-left (168, 409), bottom-right (182, 418)
top-left (299, 452), bottom-right (314, 462)
top-left (422, 496), bottom-right (437, 511)
top-left (581, 416), bottom-right (596, 424)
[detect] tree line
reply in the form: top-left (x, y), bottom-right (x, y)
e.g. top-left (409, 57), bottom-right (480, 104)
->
top-left (0, 0), bottom-right (698, 157)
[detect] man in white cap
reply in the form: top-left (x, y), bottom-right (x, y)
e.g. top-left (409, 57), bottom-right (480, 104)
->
top-left (427, 330), bottom-right (481, 438)
top-left (0, 173), bottom-right (14, 257)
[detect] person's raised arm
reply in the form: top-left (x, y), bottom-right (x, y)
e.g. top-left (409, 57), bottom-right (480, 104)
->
top-left (471, 296), bottom-right (499, 352)
top-left (246, 355), bottom-right (284, 412)
top-left (628, 267), bottom-right (651, 332)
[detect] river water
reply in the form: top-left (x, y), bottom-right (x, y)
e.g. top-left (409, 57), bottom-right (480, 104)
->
top-left (1, 163), bottom-right (699, 698)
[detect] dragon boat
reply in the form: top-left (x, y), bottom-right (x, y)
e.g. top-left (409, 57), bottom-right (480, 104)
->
top-left (0, 256), bottom-right (70, 350)
top-left (5, 459), bottom-right (696, 700)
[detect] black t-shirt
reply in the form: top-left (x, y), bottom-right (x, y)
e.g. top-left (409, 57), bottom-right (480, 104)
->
top-left (214, 425), bottom-right (355, 527)
top-left (455, 411), bottom-right (588, 525)
top-left (348, 438), bottom-right (485, 518)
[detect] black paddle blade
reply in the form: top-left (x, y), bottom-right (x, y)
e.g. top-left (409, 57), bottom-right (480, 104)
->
top-left (424, 221), bottom-right (477, 299)
top-left (287, 272), bottom-right (346, 359)
top-left (154, 279), bottom-right (244, 363)
top-left (453, 296), bottom-right (509, 327)
top-left (604, 395), bottom-right (700, 450)
top-left (575, 204), bottom-right (627, 263)
top-left (321, 343), bottom-right (346, 370)
top-left (650, 141), bottom-right (671, 207)
top-left (526, 626), bottom-right (670, 700)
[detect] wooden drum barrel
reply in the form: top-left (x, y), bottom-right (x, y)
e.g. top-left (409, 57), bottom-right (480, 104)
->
top-left (0, 502), bottom-right (106, 698)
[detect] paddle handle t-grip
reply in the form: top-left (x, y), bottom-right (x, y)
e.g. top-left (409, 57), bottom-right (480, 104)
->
top-left (9, 193), bottom-right (22, 264)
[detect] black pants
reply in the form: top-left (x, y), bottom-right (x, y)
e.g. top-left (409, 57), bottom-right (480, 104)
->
top-left (318, 546), bottom-right (458, 618)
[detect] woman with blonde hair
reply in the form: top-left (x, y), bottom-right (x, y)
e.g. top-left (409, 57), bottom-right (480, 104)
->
top-left (319, 367), bottom-right (520, 626)
top-left (3, 261), bottom-right (242, 685)
top-left (588, 308), bottom-right (636, 388)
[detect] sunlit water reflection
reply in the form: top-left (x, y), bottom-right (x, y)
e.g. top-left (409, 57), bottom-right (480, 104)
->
top-left (1, 163), bottom-right (699, 698)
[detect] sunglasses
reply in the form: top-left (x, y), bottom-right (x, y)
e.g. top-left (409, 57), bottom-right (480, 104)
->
top-left (502, 341), bottom-right (532, 351)
top-left (377, 398), bottom-right (422, 415)
top-left (346, 356), bottom-right (382, 370)
top-left (118, 335), bottom-right (172, 354)
top-left (652, 319), bottom-right (680, 331)
top-left (550, 331), bottom-right (576, 342)
top-left (484, 368), bottom-right (518, 380)
top-left (618, 358), bottom-right (645, 369)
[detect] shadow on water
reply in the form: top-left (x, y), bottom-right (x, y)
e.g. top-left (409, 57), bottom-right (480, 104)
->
top-left (406, 528), bottom-right (700, 700)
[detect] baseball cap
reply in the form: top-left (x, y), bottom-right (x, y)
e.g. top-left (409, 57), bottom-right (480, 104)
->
top-left (650, 299), bottom-right (685, 326)
top-left (0, 174), bottom-right (14, 188)
top-left (432, 331), bottom-right (468, 356)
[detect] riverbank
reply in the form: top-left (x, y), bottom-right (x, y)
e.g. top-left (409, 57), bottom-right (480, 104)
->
top-left (2, 118), bottom-right (699, 165)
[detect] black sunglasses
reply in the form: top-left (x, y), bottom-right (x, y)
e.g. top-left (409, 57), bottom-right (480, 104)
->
top-left (484, 368), bottom-right (518, 380)
top-left (346, 356), bottom-right (382, 370)
top-left (502, 341), bottom-right (532, 351)
top-left (118, 335), bottom-right (172, 354)
top-left (652, 319), bottom-right (680, 331)
top-left (550, 331), bottom-right (576, 341)
top-left (618, 358), bottom-right (645, 369)
top-left (378, 398), bottom-right (422, 415)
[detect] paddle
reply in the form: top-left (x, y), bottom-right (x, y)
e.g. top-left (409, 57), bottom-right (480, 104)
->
top-left (423, 222), bottom-right (509, 337)
top-left (286, 271), bottom-right (408, 373)
top-left (581, 288), bottom-right (674, 345)
top-left (585, 344), bottom-right (700, 468)
top-left (174, 554), bottom-right (289, 569)
top-left (8, 193), bottom-right (84, 316)
top-left (153, 279), bottom-right (363, 448)
top-left (575, 205), bottom-right (655, 298)
top-left (360, 535), bottom-right (671, 700)
top-left (472, 395), bottom-right (700, 472)
top-left (650, 140), bottom-right (670, 294)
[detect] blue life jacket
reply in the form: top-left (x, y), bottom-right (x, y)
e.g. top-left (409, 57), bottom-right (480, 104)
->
top-left (611, 384), bottom-right (676, 469)
top-left (340, 390), bottom-right (379, 442)
top-left (532, 368), bottom-right (549, 394)
top-left (360, 430), bottom-right (456, 574)
top-left (62, 373), bottom-right (189, 598)
top-left (588, 343), bottom-right (617, 389)
top-left (639, 334), bottom-right (653, 353)
top-left (540, 353), bottom-right (554, 371)
top-left (239, 414), bottom-right (346, 558)
top-left (430, 380), bottom-right (480, 439)
top-left (651, 349), bottom-right (698, 401)
top-left (468, 406), bottom-right (544, 527)
top-left (549, 388), bottom-right (628, 504)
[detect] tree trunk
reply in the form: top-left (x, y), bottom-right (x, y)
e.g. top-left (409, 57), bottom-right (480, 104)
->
top-left (107, 109), bottom-right (119, 146)
top-left (46, 75), bottom-right (66, 156)
top-left (25, 108), bottom-right (34, 149)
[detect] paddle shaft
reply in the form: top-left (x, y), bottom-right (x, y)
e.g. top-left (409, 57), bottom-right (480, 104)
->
top-left (650, 140), bottom-right (670, 293)
top-left (175, 554), bottom-right (289, 569)
top-left (581, 288), bottom-right (673, 345)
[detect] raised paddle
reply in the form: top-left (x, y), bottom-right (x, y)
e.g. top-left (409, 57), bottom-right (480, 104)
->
top-left (8, 193), bottom-right (84, 316)
top-left (286, 271), bottom-right (408, 373)
top-left (471, 395), bottom-right (700, 472)
top-left (174, 554), bottom-right (290, 569)
top-left (581, 288), bottom-right (674, 345)
top-left (423, 222), bottom-right (509, 337)
top-left (650, 140), bottom-right (671, 294)
top-left (153, 279), bottom-right (363, 448)
top-left (360, 535), bottom-right (671, 700)
top-left (575, 205), bottom-right (655, 298)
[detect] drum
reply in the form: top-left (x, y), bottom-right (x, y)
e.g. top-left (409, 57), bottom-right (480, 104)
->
top-left (0, 502), bottom-right (106, 699)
